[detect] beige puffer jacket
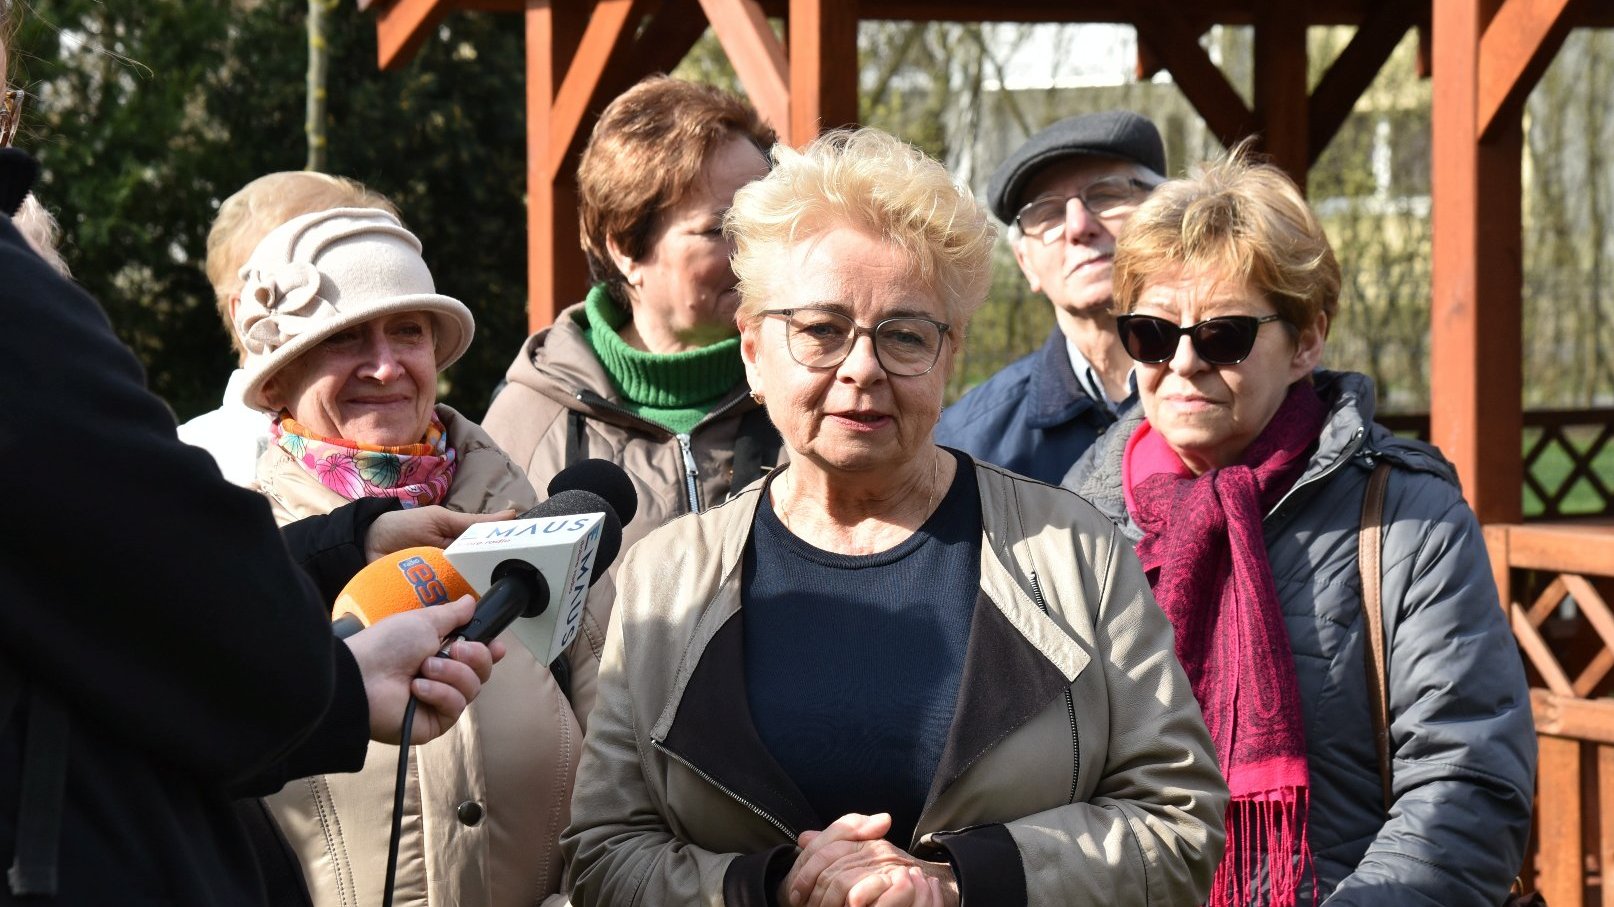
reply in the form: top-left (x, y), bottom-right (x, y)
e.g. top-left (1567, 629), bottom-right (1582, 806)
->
top-left (256, 404), bottom-right (577, 907)
top-left (562, 460), bottom-right (1228, 906)
top-left (482, 301), bottom-right (780, 724)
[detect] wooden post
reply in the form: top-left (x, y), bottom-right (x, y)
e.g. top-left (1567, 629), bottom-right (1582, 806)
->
top-left (1537, 736), bottom-right (1583, 906)
top-left (787, 0), bottom-right (858, 146)
top-left (1253, 3), bottom-right (1309, 190)
top-left (1430, 0), bottom-right (1523, 523)
top-left (526, 0), bottom-right (590, 334)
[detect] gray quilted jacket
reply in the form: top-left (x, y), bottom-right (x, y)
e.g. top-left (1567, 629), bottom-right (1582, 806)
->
top-left (1074, 370), bottom-right (1536, 906)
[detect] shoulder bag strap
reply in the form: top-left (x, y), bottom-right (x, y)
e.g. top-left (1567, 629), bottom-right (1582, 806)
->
top-left (1359, 460), bottom-right (1394, 815)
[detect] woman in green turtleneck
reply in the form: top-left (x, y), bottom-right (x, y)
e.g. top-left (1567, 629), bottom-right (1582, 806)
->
top-left (483, 75), bottom-right (782, 723)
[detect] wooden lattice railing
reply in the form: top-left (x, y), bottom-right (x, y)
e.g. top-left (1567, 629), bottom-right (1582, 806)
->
top-left (1380, 409), bottom-right (1614, 519)
top-left (1488, 521), bottom-right (1614, 905)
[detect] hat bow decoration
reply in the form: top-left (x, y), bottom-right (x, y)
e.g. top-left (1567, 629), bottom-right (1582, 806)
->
top-left (236, 261), bottom-right (333, 355)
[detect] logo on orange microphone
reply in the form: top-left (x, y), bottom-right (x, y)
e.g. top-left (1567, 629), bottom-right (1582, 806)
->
top-left (397, 556), bottom-right (452, 607)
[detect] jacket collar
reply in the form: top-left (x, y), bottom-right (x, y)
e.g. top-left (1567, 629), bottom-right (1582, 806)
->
top-left (650, 464), bottom-right (1085, 844)
top-left (509, 296), bottom-right (762, 434)
top-left (1026, 329), bottom-right (1107, 430)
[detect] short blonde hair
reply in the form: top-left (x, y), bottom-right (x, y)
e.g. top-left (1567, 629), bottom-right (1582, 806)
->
top-left (578, 76), bottom-right (775, 305)
top-left (206, 171), bottom-right (399, 360)
top-left (726, 127), bottom-right (996, 331)
top-left (1114, 150), bottom-right (1339, 334)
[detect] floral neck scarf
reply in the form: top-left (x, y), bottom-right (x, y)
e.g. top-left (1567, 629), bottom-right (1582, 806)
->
top-left (273, 412), bottom-right (457, 508)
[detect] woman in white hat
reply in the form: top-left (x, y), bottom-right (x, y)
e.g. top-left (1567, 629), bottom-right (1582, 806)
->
top-left (238, 206), bottom-right (534, 522)
top-left (234, 206), bottom-right (579, 907)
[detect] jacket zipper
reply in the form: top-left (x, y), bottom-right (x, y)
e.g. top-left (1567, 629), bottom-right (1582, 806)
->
top-left (1265, 426), bottom-right (1367, 521)
top-left (1028, 568), bottom-right (1081, 804)
top-left (675, 433), bottom-right (703, 514)
top-left (573, 388), bottom-right (756, 516)
top-left (651, 739), bottom-right (796, 840)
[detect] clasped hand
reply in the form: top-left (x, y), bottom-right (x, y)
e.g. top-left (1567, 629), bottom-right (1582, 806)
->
top-left (779, 813), bottom-right (959, 907)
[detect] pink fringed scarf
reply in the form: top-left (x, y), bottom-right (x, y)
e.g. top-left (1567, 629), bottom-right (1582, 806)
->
top-left (1125, 381), bottom-right (1328, 907)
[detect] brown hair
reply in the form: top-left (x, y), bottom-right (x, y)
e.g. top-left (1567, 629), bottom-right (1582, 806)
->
top-left (205, 171), bottom-right (399, 361)
top-left (1113, 147), bottom-right (1339, 335)
top-left (577, 76), bottom-right (775, 305)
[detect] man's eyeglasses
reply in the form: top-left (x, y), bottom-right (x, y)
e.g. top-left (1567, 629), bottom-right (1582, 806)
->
top-left (1116, 313), bottom-right (1284, 365)
top-left (0, 90), bottom-right (23, 149)
top-left (762, 308), bottom-right (951, 377)
top-left (1015, 176), bottom-right (1151, 245)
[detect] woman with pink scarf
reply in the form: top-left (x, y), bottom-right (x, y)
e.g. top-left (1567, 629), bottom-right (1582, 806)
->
top-left (1075, 153), bottom-right (1535, 906)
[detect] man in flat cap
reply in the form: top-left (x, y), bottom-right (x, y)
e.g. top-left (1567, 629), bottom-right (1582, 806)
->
top-left (936, 110), bottom-right (1165, 484)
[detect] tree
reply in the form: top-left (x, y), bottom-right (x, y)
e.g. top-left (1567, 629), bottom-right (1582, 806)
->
top-left (13, 0), bottom-right (527, 420)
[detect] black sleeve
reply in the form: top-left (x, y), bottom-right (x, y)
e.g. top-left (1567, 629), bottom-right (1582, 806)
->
top-left (721, 844), bottom-right (797, 907)
top-left (281, 497), bottom-right (402, 608)
top-left (0, 216), bottom-right (365, 788)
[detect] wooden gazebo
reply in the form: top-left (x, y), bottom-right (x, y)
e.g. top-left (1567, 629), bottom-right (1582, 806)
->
top-left (365, 1), bottom-right (1614, 901)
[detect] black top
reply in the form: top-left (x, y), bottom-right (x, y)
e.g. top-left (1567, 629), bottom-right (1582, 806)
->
top-left (0, 151), bottom-right (369, 906)
top-left (741, 449), bottom-right (981, 846)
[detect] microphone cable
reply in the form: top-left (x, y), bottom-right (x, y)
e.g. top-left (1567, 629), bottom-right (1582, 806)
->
top-left (381, 697), bottom-right (419, 907)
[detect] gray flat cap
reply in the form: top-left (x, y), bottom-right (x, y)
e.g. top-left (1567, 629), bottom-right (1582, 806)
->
top-left (986, 110), bottom-right (1166, 225)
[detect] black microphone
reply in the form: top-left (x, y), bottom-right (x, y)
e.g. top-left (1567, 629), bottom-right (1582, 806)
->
top-left (546, 460), bottom-right (638, 583)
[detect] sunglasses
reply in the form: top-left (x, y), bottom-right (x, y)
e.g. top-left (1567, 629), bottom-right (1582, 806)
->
top-left (1116, 313), bottom-right (1283, 365)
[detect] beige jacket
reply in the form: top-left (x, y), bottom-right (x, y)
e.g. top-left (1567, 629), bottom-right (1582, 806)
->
top-left (482, 303), bottom-right (780, 724)
top-left (562, 460), bottom-right (1228, 906)
top-left (257, 405), bottom-right (578, 907)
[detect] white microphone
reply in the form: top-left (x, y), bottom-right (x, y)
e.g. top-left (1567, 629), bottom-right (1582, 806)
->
top-left (441, 490), bottom-right (614, 664)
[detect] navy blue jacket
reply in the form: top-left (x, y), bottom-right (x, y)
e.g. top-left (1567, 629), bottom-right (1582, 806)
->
top-left (936, 330), bottom-right (1127, 484)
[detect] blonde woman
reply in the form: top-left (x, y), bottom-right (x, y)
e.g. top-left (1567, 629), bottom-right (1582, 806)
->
top-left (562, 128), bottom-right (1225, 907)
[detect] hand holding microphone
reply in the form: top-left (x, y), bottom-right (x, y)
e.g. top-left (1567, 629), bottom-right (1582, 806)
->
top-left (342, 596), bottom-right (505, 744)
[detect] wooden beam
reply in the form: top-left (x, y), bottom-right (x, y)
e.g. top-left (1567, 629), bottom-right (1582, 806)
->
top-left (1253, 3), bottom-right (1310, 188)
top-left (545, 0), bottom-right (653, 180)
top-left (1309, 0), bottom-right (1417, 164)
top-left (1430, 0), bottom-right (1523, 524)
top-left (1496, 522), bottom-right (1614, 574)
top-left (526, 0), bottom-right (590, 332)
top-left (788, 0), bottom-right (859, 145)
top-left (851, 0), bottom-right (1381, 24)
top-left (376, 0), bottom-right (455, 71)
top-left (1133, 8), bottom-right (1254, 149)
top-left (1483, 523), bottom-right (1512, 617)
top-left (1477, 0), bottom-right (1579, 141)
top-left (1533, 690), bottom-right (1614, 745)
top-left (699, 0), bottom-right (791, 135)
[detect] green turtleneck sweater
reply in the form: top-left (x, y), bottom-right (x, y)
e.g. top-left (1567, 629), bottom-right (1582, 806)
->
top-left (580, 284), bottom-right (744, 435)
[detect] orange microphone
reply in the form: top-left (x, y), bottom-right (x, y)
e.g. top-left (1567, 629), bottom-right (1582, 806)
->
top-left (331, 546), bottom-right (477, 639)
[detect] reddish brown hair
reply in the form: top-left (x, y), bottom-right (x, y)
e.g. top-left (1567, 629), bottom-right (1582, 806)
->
top-left (577, 76), bottom-right (775, 304)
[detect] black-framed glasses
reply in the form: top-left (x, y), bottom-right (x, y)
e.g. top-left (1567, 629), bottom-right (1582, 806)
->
top-left (1116, 313), bottom-right (1284, 365)
top-left (1015, 176), bottom-right (1152, 244)
top-left (0, 90), bottom-right (23, 149)
top-left (762, 308), bottom-right (952, 377)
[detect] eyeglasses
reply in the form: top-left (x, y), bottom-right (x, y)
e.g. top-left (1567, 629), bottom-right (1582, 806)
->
top-left (761, 308), bottom-right (951, 377)
top-left (1015, 176), bottom-right (1151, 244)
top-left (1116, 313), bottom-right (1284, 365)
top-left (0, 90), bottom-right (23, 149)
